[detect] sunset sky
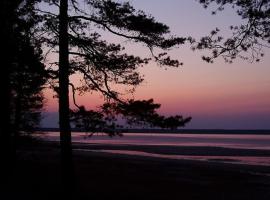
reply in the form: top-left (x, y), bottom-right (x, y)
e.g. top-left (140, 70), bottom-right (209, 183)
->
top-left (42, 0), bottom-right (270, 129)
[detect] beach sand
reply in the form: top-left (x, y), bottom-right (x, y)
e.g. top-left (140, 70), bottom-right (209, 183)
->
top-left (7, 141), bottom-right (270, 200)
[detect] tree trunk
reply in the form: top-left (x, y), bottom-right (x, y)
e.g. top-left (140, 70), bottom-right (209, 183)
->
top-left (59, 0), bottom-right (73, 197)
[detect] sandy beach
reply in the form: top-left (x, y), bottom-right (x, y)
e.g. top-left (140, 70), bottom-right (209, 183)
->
top-left (5, 140), bottom-right (270, 200)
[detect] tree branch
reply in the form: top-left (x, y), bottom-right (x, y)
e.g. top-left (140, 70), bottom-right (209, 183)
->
top-left (69, 83), bottom-right (81, 109)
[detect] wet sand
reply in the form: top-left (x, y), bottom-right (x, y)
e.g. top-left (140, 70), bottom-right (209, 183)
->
top-left (8, 141), bottom-right (270, 200)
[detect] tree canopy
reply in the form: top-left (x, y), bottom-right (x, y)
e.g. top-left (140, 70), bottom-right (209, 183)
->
top-left (0, 0), bottom-right (46, 136)
top-left (39, 0), bottom-right (191, 133)
top-left (10, 2), bottom-right (47, 135)
top-left (194, 0), bottom-right (270, 63)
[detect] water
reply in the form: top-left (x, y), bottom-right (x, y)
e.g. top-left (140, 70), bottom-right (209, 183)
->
top-left (39, 132), bottom-right (270, 166)
top-left (41, 132), bottom-right (270, 150)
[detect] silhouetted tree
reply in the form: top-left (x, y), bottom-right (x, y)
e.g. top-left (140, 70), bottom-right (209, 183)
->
top-left (70, 106), bottom-right (122, 137)
top-left (101, 99), bottom-right (191, 129)
top-left (5, 0), bottom-right (46, 141)
top-left (162, 116), bottom-right (192, 130)
top-left (10, 34), bottom-right (46, 138)
top-left (194, 0), bottom-right (270, 63)
top-left (38, 0), bottom-right (191, 195)
top-left (0, 0), bottom-right (47, 194)
top-left (0, 0), bottom-right (23, 189)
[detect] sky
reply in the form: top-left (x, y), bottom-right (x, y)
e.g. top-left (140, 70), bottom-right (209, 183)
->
top-left (41, 0), bottom-right (270, 129)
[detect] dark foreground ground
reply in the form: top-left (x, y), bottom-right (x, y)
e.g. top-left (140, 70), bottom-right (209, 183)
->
top-left (4, 141), bottom-right (270, 200)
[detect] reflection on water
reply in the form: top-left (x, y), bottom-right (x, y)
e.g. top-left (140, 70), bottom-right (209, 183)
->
top-left (41, 132), bottom-right (270, 150)
top-left (39, 132), bottom-right (270, 166)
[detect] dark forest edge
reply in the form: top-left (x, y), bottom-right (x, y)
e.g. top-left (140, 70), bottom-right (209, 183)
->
top-left (36, 128), bottom-right (270, 135)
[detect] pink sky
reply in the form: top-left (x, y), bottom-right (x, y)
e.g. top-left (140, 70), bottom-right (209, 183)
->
top-left (42, 0), bottom-right (270, 129)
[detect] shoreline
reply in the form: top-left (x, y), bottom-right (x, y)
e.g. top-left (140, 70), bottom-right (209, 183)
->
top-left (32, 140), bottom-right (270, 167)
top-left (11, 141), bottom-right (270, 199)
top-left (36, 128), bottom-right (270, 135)
top-left (71, 142), bottom-right (270, 156)
top-left (28, 140), bottom-right (270, 171)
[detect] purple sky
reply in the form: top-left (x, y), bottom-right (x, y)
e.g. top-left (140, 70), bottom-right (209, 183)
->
top-left (41, 0), bottom-right (270, 129)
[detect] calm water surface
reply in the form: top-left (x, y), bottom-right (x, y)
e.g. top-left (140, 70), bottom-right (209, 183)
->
top-left (41, 132), bottom-right (270, 150)
top-left (40, 132), bottom-right (270, 166)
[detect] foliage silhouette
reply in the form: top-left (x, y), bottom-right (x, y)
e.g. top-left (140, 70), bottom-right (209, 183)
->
top-left (38, 0), bottom-right (191, 195)
top-left (194, 0), bottom-right (270, 63)
top-left (10, 26), bottom-right (46, 138)
top-left (70, 106), bottom-right (123, 137)
top-left (0, 0), bottom-right (21, 190)
top-left (5, 0), bottom-right (47, 141)
top-left (39, 0), bottom-right (191, 149)
top-left (101, 99), bottom-right (192, 130)
top-left (0, 0), bottom-right (46, 195)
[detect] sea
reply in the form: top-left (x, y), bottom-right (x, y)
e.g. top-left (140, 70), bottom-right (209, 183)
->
top-left (38, 131), bottom-right (270, 166)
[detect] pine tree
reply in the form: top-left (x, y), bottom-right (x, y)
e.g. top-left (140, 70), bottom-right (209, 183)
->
top-left (39, 0), bottom-right (191, 195)
top-left (195, 0), bottom-right (270, 63)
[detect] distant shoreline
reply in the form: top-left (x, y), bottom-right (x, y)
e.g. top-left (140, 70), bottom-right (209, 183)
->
top-left (37, 128), bottom-right (270, 134)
